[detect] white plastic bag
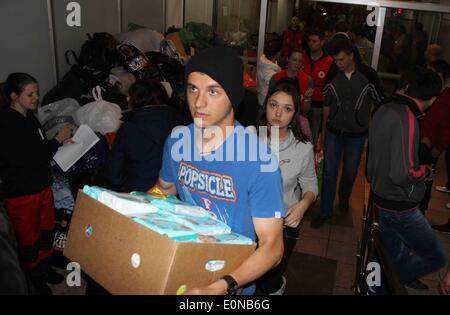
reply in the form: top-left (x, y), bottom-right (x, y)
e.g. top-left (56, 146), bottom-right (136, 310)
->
top-left (37, 98), bottom-right (80, 139)
top-left (75, 86), bottom-right (122, 135)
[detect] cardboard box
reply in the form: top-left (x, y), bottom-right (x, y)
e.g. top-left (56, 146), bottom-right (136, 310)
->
top-left (64, 191), bottom-right (256, 295)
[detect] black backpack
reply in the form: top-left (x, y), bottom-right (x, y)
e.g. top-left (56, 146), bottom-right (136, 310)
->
top-left (78, 33), bottom-right (119, 71)
top-left (42, 63), bottom-right (108, 106)
top-left (42, 48), bottom-right (118, 106)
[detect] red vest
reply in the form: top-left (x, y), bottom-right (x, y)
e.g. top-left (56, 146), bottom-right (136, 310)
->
top-left (281, 29), bottom-right (304, 57)
top-left (302, 51), bottom-right (334, 102)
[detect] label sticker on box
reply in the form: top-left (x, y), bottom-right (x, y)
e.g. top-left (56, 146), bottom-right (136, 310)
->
top-left (205, 260), bottom-right (225, 272)
top-left (85, 224), bottom-right (93, 237)
top-left (131, 253), bottom-right (141, 268)
top-left (176, 285), bottom-right (187, 295)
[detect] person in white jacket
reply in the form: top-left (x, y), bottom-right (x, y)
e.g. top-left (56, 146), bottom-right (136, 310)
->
top-left (257, 51), bottom-right (281, 105)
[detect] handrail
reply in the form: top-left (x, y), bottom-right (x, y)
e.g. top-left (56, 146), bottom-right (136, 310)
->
top-left (370, 203), bottom-right (408, 295)
top-left (354, 191), bottom-right (408, 295)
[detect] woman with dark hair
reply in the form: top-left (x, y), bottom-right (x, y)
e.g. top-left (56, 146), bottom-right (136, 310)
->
top-left (127, 78), bottom-right (169, 109)
top-left (107, 78), bottom-right (181, 192)
top-left (0, 72), bottom-right (73, 294)
top-left (256, 78), bottom-right (318, 295)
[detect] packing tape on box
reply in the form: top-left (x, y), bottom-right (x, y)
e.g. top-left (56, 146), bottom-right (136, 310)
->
top-left (205, 260), bottom-right (225, 272)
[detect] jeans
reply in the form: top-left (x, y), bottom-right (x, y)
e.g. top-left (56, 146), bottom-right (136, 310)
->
top-left (320, 130), bottom-right (366, 216)
top-left (376, 205), bottom-right (448, 284)
top-left (307, 108), bottom-right (323, 145)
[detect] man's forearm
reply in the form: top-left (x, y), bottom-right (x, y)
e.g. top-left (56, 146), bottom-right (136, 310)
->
top-left (301, 191), bottom-right (317, 208)
top-left (202, 220), bottom-right (284, 295)
top-left (225, 221), bottom-right (284, 292)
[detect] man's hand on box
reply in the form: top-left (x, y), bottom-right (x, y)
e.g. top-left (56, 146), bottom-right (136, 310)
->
top-left (151, 178), bottom-right (177, 196)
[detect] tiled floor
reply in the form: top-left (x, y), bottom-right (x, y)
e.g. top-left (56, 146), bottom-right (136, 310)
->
top-left (50, 151), bottom-right (450, 295)
top-left (284, 252), bottom-right (337, 295)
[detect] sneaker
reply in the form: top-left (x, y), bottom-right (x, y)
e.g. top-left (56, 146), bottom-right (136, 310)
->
top-left (45, 268), bottom-right (65, 285)
top-left (269, 276), bottom-right (286, 295)
top-left (28, 270), bottom-right (52, 295)
top-left (432, 220), bottom-right (450, 234)
top-left (405, 279), bottom-right (429, 290)
top-left (36, 260), bottom-right (65, 285)
top-left (310, 214), bottom-right (331, 229)
top-left (446, 203), bottom-right (450, 210)
top-left (435, 186), bottom-right (450, 193)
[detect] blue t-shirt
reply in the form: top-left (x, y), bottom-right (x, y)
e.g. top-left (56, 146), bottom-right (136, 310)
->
top-left (159, 122), bottom-right (285, 294)
top-left (160, 122), bottom-right (285, 240)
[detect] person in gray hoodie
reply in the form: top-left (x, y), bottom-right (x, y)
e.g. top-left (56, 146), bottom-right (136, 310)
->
top-left (256, 78), bottom-right (318, 295)
top-left (367, 68), bottom-right (448, 291)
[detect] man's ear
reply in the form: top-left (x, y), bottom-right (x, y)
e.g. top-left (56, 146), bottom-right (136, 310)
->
top-left (10, 92), bottom-right (19, 102)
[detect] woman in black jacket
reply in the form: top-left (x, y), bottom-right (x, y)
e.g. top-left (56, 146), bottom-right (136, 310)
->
top-left (107, 79), bottom-right (181, 192)
top-left (0, 73), bottom-right (72, 294)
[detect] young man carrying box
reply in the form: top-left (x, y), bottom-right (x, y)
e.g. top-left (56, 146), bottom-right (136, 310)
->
top-left (153, 46), bottom-right (285, 295)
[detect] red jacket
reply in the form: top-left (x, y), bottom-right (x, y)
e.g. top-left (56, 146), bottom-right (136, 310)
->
top-left (303, 51), bottom-right (334, 104)
top-left (274, 70), bottom-right (311, 96)
top-left (420, 88), bottom-right (450, 152)
top-left (271, 69), bottom-right (313, 113)
top-left (281, 28), bottom-right (304, 57)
